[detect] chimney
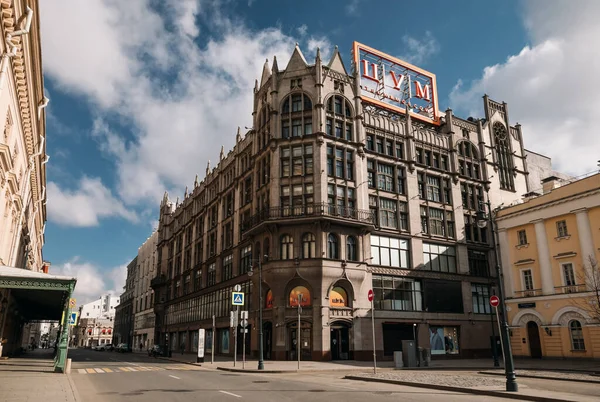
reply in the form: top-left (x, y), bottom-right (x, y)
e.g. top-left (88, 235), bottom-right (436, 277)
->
top-left (41, 261), bottom-right (51, 274)
top-left (541, 176), bottom-right (561, 194)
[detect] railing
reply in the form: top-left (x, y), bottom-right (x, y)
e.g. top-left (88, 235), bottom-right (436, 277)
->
top-left (514, 288), bottom-right (543, 298)
top-left (150, 275), bottom-right (166, 288)
top-left (554, 284), bottom-right (587, 294)
top-left (242, 202), bottom-right (375, 232)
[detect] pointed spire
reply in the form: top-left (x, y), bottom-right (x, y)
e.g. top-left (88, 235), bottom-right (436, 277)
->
top-left (285, 44), bottom-right (308, 70)
top-left (162, 191), bottom-right (169, 206)
top-left (184, 186), bottom-right (188, 198)
top-left (236, 126), bottom-right (242, 142)
top-left (219, 145), bottom-right (224, 160)
top-left (260, 58), bottom-right (271, 87)
top-left (194, 174), bottom-right (199, 188)
top-left (206, 160), bottom-right (211, 176)
top-left (176, 196), bottom-right (179, 206)
top-left (316, 47), bottom-right (321, 63)
top-left (272, 55), bottom-right (279, 73)
top-left (254, 79), bottom-right (258, 92)
top-left (326, 44), bottom-right (348, 74)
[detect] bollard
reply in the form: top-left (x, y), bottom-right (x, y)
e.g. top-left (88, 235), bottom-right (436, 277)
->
top-left (65, 358), bottom-right (72, 374)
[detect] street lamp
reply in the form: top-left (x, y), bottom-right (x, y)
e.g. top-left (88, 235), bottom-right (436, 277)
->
top-left (248, 255), bottom-right (267, 371)
top-left (476, 200), bottom-right (518, 392)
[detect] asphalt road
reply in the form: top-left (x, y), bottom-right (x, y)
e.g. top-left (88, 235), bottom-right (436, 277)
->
top-left (68, 348), bottom-right (509, 402)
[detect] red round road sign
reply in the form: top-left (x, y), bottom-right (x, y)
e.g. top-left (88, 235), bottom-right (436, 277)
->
top-left (368, 289), bottom-right (374, 302)
top-left (490, 295), bottom-right (500, 307)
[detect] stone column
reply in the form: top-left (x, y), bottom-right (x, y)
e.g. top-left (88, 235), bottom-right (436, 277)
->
top-left (497, 229), bottom-right (514, 298)
top-left (533, 220), bottom-right (554, 295)
top-left (574, 209), bottom-right (596, 289)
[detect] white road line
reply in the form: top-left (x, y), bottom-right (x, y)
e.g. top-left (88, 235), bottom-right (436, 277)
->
top-left (94, 368), bottom-right (105, 373)
top-left (219, 390), bottom-right (242, 398)
top-left (78, 369), bottom-right (86, 374)
top-left (168, 375), bottom-right (180, 379)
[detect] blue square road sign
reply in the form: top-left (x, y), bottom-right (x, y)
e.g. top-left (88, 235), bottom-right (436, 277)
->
top-left (232, 292), bottom-right (244, 306)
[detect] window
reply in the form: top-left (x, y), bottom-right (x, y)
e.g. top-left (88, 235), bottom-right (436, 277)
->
top-left (280, 234), bottom-right (293, 260)
top-left (562, 263), bottom-right (576, 287)
top-left (327, 234), bottom-right (339, 259)
top-left (461, 183), bottom-right (483, 211)
top-left (372, 275), bottom-right (423, 311)
top-left (326, 95), bottom-right (353, 141)
top-left (423, 243), bottom-right (457, 273)
top-left (464, 214), bottom-right (487, 243)
top-left (302, 233), bottom-right (316, 259)
top-left (557, 220), bottom-right (568, 237)
top-left (457, 141), bottom-right (481, 179)
top-left (194, 269), bottom-right (202, 290)
top-left (418, 173), bottom-right (451, 204)
top-left (240, 245), bottom-right (252, 274)
top-left (522, 269), bottom-right (534, 292)
top-left (207, 263), bottom-right (216, 286)
top-left (281, 144), bottom-right (313, 177)
top-left (517, 230), bottom-right (528, 246)
top-left (281, 93), bottom-right (313, 138)
top-left (367, 159), bottom-right (405, 195)
top-left (494, 123), bottom-right (515, 191)
top-left (371, 235), bottom-right (410, 269)
top-left (366, 134), bottom-right (374, 150)
top-left (329, 286), bottom-right (348, 307)
top-left (289, 286), bottom-right (311, 307)
top-left (377, 163), bottom-right (394, 192)
top-left (468, 250), bottom-right (489, 277)
top-left (219, 254), bottom-right (232, 281)
top-left (569, 320), bottom-right (585, 351)
top-left (326, 145), bottom-right (354, 180)
top-left (421, 206), bottom-right (454, 238)
top-left (415, 146), bottom-right (450, 172)
top-left (346, 236), bottom-right (357, 261)
top-left (327, 184), bottom-right (355, 214)
top-left (471, 284), bottom-right (491, 314)
top-left (378, 198), bottom-right (398, 229)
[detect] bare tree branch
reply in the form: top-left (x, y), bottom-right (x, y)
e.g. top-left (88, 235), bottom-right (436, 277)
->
top-left (573, 255), bottom-right (600, 322)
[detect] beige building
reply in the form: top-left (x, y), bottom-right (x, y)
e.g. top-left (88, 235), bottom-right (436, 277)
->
top-left (133, 231), bottom-right (158, 350)
top-left (151, 43), bottom-right (556, 361)
top-left (0, 0), bottom-right (50, 357)
top-left (76, 317), bottom-right (114, 348)
top-left (496, 173), bottom-right (600, 359)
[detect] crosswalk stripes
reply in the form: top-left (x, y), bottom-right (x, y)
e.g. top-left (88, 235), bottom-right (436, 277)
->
top-left (75, 365), bottom-right (196, 374)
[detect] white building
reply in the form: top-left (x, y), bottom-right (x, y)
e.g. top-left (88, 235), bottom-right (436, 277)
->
top-left (80, 294), bottom-right (120, 320)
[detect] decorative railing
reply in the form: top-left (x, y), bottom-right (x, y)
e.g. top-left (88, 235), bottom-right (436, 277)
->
top-left (514, 288), bottom-right (543, 298)
top-left (554, 284), bottom-right (587, 294)
top-left (242, 203), bottom-right (374, 233)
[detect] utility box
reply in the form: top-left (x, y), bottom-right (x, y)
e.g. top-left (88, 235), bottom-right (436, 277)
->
top-left (393, 351), bottom-right (403, 368)
top-left (402, 340), bottom-right (417, 368)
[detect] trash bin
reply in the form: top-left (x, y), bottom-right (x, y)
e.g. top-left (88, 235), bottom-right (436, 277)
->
top-left (393, 351), bottom-right (403, 368)
top-left (422, 348), bottom-right (431, 367)
top-left (401, 340), bottom-right (417, 367)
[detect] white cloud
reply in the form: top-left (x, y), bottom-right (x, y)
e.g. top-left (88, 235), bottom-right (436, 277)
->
top-left (307, 36), bottom-right (332, 62)
top-left (41, 1), bottom-right (326, 209)
top-left (297, 24), bottom-right (308, 36)
top-left (345, 0), bottom-right (361, 15)
top-left (47, 177), bottom-right (139, 227)
top-left (449, 0), bottom-right (600, 176)
top-left (399, 31), bottom-right (439, 65)
top-left (52, 257), bottom-right (127, 305)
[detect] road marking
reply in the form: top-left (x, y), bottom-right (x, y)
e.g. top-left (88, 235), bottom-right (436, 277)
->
top-left (78, 369), bottom-right (87, 374)
top-left (102, 368), bottom-right (113, 373)
top-left (119, 367), bottom-right (131, 371)
top-left (85, 368), bottom-right (95, 374)
top-left (168, 375), bottom-right (180, 379)
top-left (219, 390), bottom-right (242, 398)
top-left (128, 367), bottom-right (138, 372)
top-left (94, 368), bottom-right (105, 373)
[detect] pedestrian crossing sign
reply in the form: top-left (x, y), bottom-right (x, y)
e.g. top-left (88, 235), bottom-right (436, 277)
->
top-left (232, 292), bottom-right (244, 306)
top-left (68, 312), bottom-right (79, 326)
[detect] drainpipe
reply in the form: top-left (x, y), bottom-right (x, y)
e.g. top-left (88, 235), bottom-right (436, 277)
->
top-left (0, 7), bottom-right (33, 91)
top-left (37, 96), bottom-right (49, 119)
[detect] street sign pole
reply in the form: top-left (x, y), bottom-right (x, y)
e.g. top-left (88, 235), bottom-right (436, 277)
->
top-left (211, 315), bottom-right (215, 365)
top-left (368, 289), bottom-right (376, 375)
top-left (297, 294), bottom-right (302, 370)
top-left (494, 306), bottom-right (504, 360)
top-left (241, 310), bottom-right (247, 370)
top-left (234, 305), bottom-right (239, 367)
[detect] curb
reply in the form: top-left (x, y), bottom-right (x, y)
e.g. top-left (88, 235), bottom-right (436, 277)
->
top-left (217, 366), bottom-right (397, 374)
top-left (66, 373), bottom-right (83, 402)
top-left (344, 375), bottom-right (574, 402)
top-left (156, 357), bottom-right (202, 367)
top-left (478, 371), bottom-right (600, 385)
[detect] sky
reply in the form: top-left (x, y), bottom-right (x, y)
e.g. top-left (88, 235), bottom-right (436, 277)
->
top-left (39, 0), bottom-right (600, 304)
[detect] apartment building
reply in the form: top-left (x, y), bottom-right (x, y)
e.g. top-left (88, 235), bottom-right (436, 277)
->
top-left (133, 231), bottom-right (158, 350)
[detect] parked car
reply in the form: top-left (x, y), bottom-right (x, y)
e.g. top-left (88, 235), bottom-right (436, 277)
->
top-left (116, 343), bottom-right (131, 353)
top-left (97, 343), bottom-right (114, 351)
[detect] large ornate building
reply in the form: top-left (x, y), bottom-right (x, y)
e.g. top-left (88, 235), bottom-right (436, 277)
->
top-left (133, 231), bottom-right (158, 350)
top-left (152, 42), bottom-right (538, 361)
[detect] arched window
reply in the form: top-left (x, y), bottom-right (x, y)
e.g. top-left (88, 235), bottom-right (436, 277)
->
top-left (346, 236), bottom-right (357, 261)
top-left (302, 233), bottom-right (316, 258)
top-left (327, 233), bottom-right (339, 259)
top-left (265, 289), bottom-right (274, 309)
top-left (281, 93), bottom-right (313, 139)
top-left (280, 234), bottom-right (293, 260)
top-left (289, 286), bottom-right (311, 307)
top-left (569, 320), bottom-right (585, 351)
top-left (329, 286), bottom-right (348, 307)
top-left (457, 141), bottom-right (480, 180)
top-left (326, 95), bottom-right (354, 141)
top-left (493, 123), bottom-right (514, 191)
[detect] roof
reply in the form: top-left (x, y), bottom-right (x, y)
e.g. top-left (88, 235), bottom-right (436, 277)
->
top-left (0, 264), bottom-right (76, 282)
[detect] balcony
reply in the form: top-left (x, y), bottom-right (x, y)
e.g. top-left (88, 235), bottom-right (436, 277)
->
top-left (554, 284), bottom-right (587, 294)
top-left (150, 274), bottom-right (167, 289)
top-left (514, 288), bottom-right (543, 298)
top-left (242, 203), bottom-right (375, 234)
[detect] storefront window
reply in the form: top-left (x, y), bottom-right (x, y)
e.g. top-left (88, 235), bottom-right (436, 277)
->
top-left (289, 286), bottom-right (311, 307)
top-left (329, 287), bottom-right (348, 307)
top-left (429, 326), bottom-right (459, 355)
top-left (206, 330), bottom-right (213, 352)
top-left (266, 289), bottom-right (274, 309)
top-left (191, 330), bottom-right (199, 352)
top-left (220, 329), bottom-right (230, 353)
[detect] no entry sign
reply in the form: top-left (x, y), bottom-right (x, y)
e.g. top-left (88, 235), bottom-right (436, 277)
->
top-left (368, 289), bottom-right (374, 302)
top-left (490, 295), bottom-right (500, 307)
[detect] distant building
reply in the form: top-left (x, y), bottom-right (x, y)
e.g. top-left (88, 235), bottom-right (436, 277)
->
top-left (80, 294), bottom-right (120, 320)
top-left (496, 173), bottom-right (600, 358)
top-left (113, 257), bottom-right (136, 347)
top-left (133, 231), bottom-right (158, 350)
top-left (76, 317), bottom-right (113, 348)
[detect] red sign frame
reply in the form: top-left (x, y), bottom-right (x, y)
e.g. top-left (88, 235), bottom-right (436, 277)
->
top-left (490, 295), bottom-right (500, 307)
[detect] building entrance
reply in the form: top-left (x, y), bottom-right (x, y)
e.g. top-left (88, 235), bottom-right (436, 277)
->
top-left (287, 321), bottom-right (311, 361)
top-left (527, 321), bottom-right (542, 358)
top-left (330, 322), bottom-right (350, 360)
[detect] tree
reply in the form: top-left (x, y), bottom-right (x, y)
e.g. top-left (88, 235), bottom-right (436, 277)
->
top-left (575, 255), bottom-right (600, 322)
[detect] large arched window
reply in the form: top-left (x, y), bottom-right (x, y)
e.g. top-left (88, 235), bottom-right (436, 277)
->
top-left (280, 234), bottom-right (293, 260)
top-left (569, 320), bottom-right (585, 351)
top-left (326, 95), bottom-right (354, 141)
top-left (327, 233), bottom-right (339, 259)
top-left (289, 286), bottom-right (311, 307)
top-left (329, 286), bottom-right (348, 307)
top-left (346, 236), bottom-right (357, 261)
top-left (457, 141), bottom-right (480, 180)
top-left (265, 289), bottom-right (274, 309)
top-left (302, 233), bottom-right (316, 258)
top-left (493, 123), bottom-right (514, 191)
top-left (281, 93), bottom-right (313, 139)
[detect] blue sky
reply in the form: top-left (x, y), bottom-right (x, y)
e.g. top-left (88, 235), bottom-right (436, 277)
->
top-left (38, 0), bottom-right (600, 303)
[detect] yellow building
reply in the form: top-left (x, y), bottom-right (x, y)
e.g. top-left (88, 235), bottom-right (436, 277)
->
top-left (496, 173), bottom-right (600, 359)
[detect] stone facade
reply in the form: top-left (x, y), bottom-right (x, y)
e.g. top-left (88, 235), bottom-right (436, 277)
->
top-left (133, 231), bottom-right (158, 350)
top-left (113, 257), bottom-right (136, 347)
top-left (152, 44), bottom-right (536, 361)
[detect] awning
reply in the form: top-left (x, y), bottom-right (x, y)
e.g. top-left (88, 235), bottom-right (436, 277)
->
top-left (0, 265), bottom-right (77, 321)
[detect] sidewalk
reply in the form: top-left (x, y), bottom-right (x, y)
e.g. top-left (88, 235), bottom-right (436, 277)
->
top-left (0, 349), bottom-right (79, 402)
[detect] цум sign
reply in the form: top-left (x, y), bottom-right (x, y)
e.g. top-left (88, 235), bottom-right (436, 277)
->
top-left (352, 41), bottom-right (440, 125)
top-left (198, 329), bottom-right (205, 360)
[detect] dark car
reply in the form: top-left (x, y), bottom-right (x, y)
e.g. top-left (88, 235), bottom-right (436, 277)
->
top-left (116, 343), bottom-right (131, 353)
top-left (148, 344), bottom-right (162, 357)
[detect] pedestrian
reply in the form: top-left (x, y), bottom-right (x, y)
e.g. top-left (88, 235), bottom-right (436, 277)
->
top-left (180, 343), bottom-right (185, 355)
top-left (139, 342), bottom-right (143, 352)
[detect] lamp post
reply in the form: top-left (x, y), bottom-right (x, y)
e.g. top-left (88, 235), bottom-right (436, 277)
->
top-left (248, 256), bottom-right (266, 370)
top-left (477, 200), bottom-right (518, 392)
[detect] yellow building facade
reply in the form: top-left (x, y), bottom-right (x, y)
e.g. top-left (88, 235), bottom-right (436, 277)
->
top-left (496, 173), bottom-right (600, 359)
